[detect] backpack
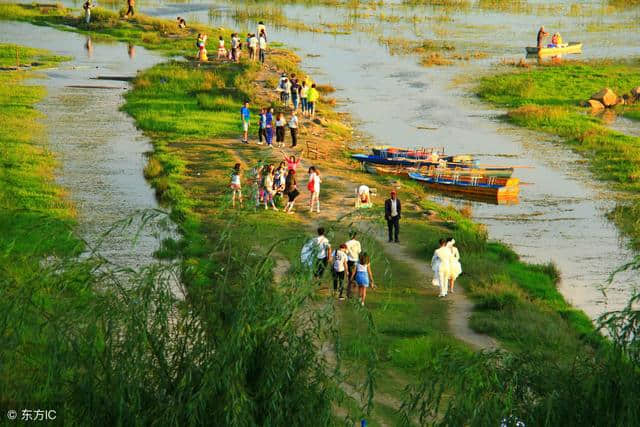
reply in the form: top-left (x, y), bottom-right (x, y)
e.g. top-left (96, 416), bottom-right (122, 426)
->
top-left (300, 240), bottom-right (315, 267)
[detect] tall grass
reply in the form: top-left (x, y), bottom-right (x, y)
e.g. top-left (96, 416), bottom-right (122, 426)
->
top-left (401, 291), bottom-right (640, 426)
top-left (477, 60), bottom-right (640, 246)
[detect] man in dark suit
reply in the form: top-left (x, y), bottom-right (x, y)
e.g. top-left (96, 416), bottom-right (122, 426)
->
top-left (384, 190), bottom-right (401, 243)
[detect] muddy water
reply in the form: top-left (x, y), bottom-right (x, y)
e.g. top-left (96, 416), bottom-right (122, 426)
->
top-left (0, 22), bottom-right (168, 269)
top-left (132, 0), bottom-right (640, 319)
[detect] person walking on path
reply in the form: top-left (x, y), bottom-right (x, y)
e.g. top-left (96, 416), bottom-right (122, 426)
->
top-left (275, 112), bottom-right (286, 147)
top-left (384, 190), bottom-right (401, 243)
top-left (240, 101), bottom-right (250, 144)
top-left (265, 107), bottom-right (274, 147)
top-left (345, 231), bottom-right (362, 299)
top-left (332, 244), bottom-right (349, 300)
top-left (431, 238), bottom-right (446, 288)
top-left (307, 166), bottom-right (321, 213)
top-left (263, 165), bottom-right (278, 210)
top-left (230, 163), bottom-right (243, 208)
top-left (258, 108), bottom-right (267, 145)
top-left (283, 169), bottom-right (299, 213)
top-left (231, 33), bottom-right (240, 62)
top-left (83, 0), bottom-right (93, 24)
top-left (434, 240), bottom-right (453, 298)
top-left (257, 21), bottom-right (267, 40)
top-left (217, 36), bottom-right (227, 59)
top-left (258, 31), bottom-right (267, 64)
top-left (288, 111), bottom-right (299, 148)
top-left (124, 0), bottom-right (135, 18)
top-left (307, 83), bottom-right (320, 118)
top-left (291, 78), bottom-right (300, 111)
top-left (300, 81), bottom-right (309, 116)
top-left (352, 253), bottom-right (375, 306)
top-left (248, 33), bottom-right (257, 61)
top-left (447, 238), bottom-right (462, 293)
top-left (313, 227), bottom-right (331, 281)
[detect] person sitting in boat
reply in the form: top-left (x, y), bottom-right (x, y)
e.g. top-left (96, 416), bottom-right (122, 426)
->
top-left (356, 185), bottom-right (372, 208)
top-left (427, 151), bottom-right (439, 163)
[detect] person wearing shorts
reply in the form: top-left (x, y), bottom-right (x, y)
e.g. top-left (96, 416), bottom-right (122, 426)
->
top-left (353, 253), bottom-right (375, 306)
top-left (240, 101), bottom-right (250, 144)
top-left (230, 163), bottom-right (243, 208)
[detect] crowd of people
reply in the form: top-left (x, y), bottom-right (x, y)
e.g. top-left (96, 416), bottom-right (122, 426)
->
top-left (195, 22), bottom-right (268, 64)
top-left (230, 151), bottom-right (324, 214)
top-left (431, 238), bottom-right (462, 298)
top-left (301, 229), bottom-right (374, 306)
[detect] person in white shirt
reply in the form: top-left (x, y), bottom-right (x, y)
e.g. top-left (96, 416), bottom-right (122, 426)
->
top-left (307, 166), bottom-right (321, 213)
top-left (431, 238), bottom-right (446, 287)
top-left (332, 244), bottom-right (349, 300)
top-left (345, 231), bottom-right (362, 299)
top-left (434, 241), bottom-right (453, 297)
top-left (258, 31), bottom-right (267, 64)
top-left (288, 111), bottom-right (299, 148)
top-left (447, 238), bottom-right (462, 293)
top-left (248, 33), bottom-right (258, 61)
top-left (313, 227), bottom-right (331, 280)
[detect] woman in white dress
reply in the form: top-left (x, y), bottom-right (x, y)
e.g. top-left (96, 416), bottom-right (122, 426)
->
top-left (434, 241), bottom-right (453, 298)
top-left (431, 238), bottom-right (446, 288)
top-left (447, 238), bottom-right (462, 293)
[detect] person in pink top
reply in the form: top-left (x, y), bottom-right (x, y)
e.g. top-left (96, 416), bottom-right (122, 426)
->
top-left (281, 150), bottom-right (303, 172)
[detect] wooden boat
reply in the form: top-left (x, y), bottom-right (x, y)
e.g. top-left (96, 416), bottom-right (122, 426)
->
top-left (408, 171), bottom-right (520, 201)
top-left (352, 154), bottom-right (478, 169)
top-left (364, 162), bottom-right (514, 178)
top-left (525, 42), bottom-right (582, 56)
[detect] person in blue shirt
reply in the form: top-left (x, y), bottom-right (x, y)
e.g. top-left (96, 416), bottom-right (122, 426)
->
top-left (240, 101), bottom-right (250, 144)
top-left (265, 107), bottom-right (274, 147)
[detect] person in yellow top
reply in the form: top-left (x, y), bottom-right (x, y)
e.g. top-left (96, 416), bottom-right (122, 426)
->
top-left (306, 83), bottom-right (319, 118)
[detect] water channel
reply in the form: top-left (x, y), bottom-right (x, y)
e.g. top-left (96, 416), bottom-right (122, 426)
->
top-left (0, 22), bottom-right (167, 269)
top-left (5, 0), bottom-right (640, 318)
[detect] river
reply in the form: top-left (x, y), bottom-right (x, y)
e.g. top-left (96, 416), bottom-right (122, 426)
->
top-left (5, 0), bottom-right (640, 318)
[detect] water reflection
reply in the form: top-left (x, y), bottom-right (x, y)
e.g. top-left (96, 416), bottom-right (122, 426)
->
top-left (0, 22), bottom-right (168, 269)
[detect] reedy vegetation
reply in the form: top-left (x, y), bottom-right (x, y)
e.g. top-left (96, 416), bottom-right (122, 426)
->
top-left (2, 5), bottom-right (640, 426)
top-left (476, 59), bottom-right (640, 247)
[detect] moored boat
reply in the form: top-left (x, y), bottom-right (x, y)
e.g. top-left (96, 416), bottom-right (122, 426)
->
top-left (364, 162), bottom-right (514, 178)
top-left (408, 171), bottom-right (520, 202)
top-left (525, 42), bottom-right (582, 56)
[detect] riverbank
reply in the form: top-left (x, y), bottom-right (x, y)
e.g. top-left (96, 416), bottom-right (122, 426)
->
top-left (0, 5), bottom-right (624, 425)
top-left (476, 59), bottom-right (640, 247)
top-left (0, 43), bottom-right (77, 257)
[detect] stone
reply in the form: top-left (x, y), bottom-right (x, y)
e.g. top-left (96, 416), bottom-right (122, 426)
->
top-left (590, 87), bottom-right (618, 107)
top-left (631, 86), bottom-right (640, 98)
top-left (587, 99), bottom-right (605, 111)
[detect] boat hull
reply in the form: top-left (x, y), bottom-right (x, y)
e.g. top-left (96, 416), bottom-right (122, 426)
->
top-left (408, 172), bottom-right (520, 203)
top-left (363, 162), bottom-right (514, 178)
top-left (525, 42), bottom-right (582, 56)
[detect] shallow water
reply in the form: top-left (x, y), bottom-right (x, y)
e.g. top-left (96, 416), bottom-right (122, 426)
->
top-left (132, 0), bottom-right (640, 319)
top-left (0, 22), bottom-right (168, 269)
top-left (6, 1), bottom-right (640, 318)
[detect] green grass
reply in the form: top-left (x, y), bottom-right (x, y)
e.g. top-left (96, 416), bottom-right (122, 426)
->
top-left (0, 43), bottom-right (78, 257)
top-left (477, 60), bottom-right (640, 246)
